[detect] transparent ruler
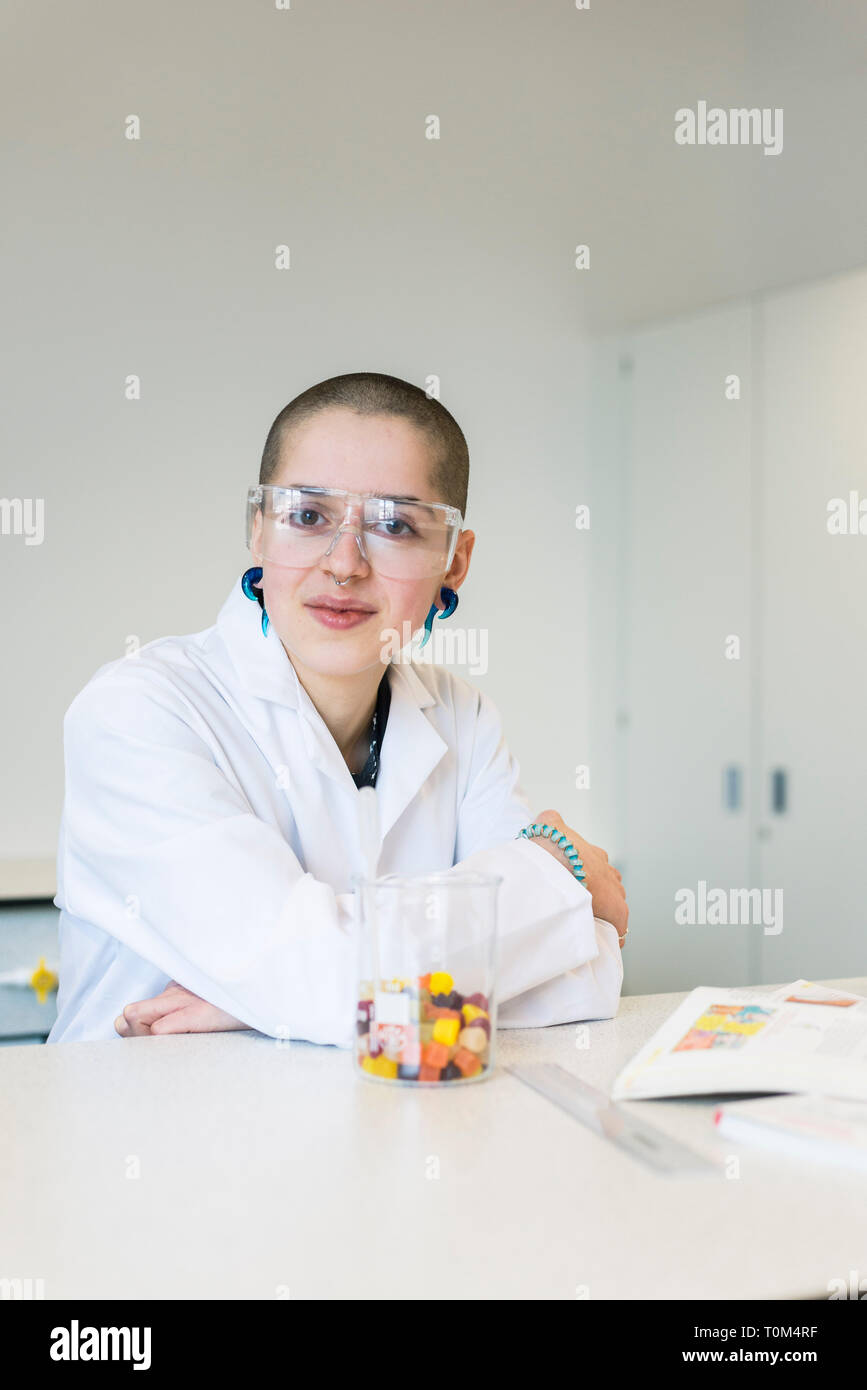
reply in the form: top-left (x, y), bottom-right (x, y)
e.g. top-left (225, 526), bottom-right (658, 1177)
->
top-left (506, 1063), bottom-right (717, 1176)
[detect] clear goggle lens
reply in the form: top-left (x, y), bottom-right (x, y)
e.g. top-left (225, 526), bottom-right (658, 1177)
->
top-left (246, 486), bottom-right (462, 579)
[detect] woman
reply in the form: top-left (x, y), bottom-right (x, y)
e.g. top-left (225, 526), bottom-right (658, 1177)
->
top-left (47, 372), bottom-right (628, 1044)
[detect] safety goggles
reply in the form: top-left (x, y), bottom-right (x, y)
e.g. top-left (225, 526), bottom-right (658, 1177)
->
top-left (246, 485), bottom-right (463, 580)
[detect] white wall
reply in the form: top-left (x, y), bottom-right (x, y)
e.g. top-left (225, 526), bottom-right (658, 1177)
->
top-left (3, 0), bottom-right (866, 962)
top-left (3, 0), bottom-right (614, 883)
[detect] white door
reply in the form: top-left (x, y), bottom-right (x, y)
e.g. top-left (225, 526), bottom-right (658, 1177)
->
top-left (591, 303), bottom-right (756, 994)
top-left (755, 269), bottom-right (867, 982)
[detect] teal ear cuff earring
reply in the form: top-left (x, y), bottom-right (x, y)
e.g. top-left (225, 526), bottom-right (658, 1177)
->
top-left (241, 566), bottom-right (270, 635)
top-left (418, 586), bottom-right (458, 650)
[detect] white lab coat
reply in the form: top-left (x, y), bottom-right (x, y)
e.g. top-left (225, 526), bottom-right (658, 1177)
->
top-left (47, 581), bottom-right (623, 1045)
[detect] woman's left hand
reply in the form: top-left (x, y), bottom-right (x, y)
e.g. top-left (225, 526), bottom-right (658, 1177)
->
top-left (114, 982), bottom-right (248, 1037)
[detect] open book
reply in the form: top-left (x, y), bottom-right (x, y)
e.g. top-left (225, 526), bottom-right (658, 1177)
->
top-left (611, 979), bottom-right (867, 1102)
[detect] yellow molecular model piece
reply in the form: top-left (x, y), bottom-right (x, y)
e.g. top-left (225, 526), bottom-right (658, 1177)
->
top-left (30, 957), bottom-right (58, 1004)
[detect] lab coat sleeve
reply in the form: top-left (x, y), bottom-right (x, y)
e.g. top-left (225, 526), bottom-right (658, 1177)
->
top-left (59, 670), bottom-right (359, 1047)
top-left (451, 683), bottom-right (623, 1025)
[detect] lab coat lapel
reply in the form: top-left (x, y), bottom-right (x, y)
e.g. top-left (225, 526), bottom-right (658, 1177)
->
top-left (374, 660), bottom-right (448, 844)
top-left (216, 583), bottom-right (303, 709)
top-left (292, 657), bottom-right (449, 844)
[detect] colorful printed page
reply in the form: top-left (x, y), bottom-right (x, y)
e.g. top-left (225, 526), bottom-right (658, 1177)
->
top-left (610, 981), bottom-right (867, 1102)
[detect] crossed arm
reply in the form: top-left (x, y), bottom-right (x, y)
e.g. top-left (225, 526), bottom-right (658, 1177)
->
top-left (115, 808), bottom-right (628, 1038)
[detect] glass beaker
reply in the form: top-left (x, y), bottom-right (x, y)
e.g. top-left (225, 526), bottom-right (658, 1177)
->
top-left (352, 871), bottom-right (502, 1086)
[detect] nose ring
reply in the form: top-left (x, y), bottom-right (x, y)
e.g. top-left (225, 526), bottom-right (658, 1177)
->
top-left (323, 523), bottom-right (366, 584)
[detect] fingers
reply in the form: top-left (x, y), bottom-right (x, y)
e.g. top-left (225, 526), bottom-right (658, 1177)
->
top-left (115, 984), bottom-right (191, 1037)
top-left (115, 1011), bottom-right (151, 1037)
top-left (151, 1002), bottom-right (248, 1033)
top-left (150, 1005), bottom-right (209, 1034)
top-left (115, 985), bottom-right (247, 1037)
top-left (124, 986), bottom-right (191, 1029)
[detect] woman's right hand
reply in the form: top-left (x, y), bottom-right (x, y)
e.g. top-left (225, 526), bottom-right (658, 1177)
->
top-left (527, 809), bottom-right (629, 945)
top-left (115, 982), bottom-right (249, 1036)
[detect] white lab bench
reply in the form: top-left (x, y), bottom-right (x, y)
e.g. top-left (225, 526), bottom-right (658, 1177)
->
top-left (2, 976), bottom-right (864, 1301)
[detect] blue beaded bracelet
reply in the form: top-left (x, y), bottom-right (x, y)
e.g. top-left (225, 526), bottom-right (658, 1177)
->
top-left (516, 822), bottom-right (586, 882)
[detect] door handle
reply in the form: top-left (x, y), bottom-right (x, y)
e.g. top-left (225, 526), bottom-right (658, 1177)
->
top-left (722, 765), bottom-right (742, 811)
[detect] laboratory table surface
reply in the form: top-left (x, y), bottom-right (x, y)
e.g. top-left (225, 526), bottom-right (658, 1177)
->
top-left (2, 976), bottom-right (865, 1301)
